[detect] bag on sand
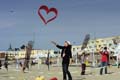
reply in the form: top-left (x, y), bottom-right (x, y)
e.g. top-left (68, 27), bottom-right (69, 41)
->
top-left (35, 76), bottom-right (45, 80)
top-left (50, 77), bottom-right (58, 80)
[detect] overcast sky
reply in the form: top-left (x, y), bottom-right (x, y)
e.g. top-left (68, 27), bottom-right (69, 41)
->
top-left (0, 0), bottom-right (120, 50)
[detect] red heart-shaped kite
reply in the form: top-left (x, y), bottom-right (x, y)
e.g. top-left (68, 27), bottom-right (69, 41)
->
top-left (38, 5), bottom-right (58, 25)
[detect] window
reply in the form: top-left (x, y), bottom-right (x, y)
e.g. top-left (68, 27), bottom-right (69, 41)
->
top-left (99, 45), bottom-right (101, 47)
top-left (103, 44), bottom-right (107, 46)
top-left (101, 40), bottom-right (104, 42)
top-left (89, 46), bottom-right (92, 48)
top-left (73, 48), bottom-right (75, 51)
top-left (96, 41), bottom-right (99, 43)
top-left (94, 45), bottom-right (97, 47)
top-left (92, 41), bottom-right (94, 43)
top-left (109, 43), bottom-right (112, 47)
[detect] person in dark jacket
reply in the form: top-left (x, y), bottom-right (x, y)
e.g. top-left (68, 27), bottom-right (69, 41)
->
top-left (4, 54), bottom-right (8, 71)
top-left (80, 52), bottom-right (86, 75)
top-left (4, 61), bottom-right (8, 71)
top-left (52, 41), bottom-right (72, 80)
top-left (0, 60), bottom-right (2, 69)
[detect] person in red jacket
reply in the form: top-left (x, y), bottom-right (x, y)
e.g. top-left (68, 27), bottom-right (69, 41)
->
top-left (99, 47), bottom-right (109, 75)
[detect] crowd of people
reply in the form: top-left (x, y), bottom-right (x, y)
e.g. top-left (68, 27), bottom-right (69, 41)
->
top-left (51, 41), bottom-right (110, 80)
top-left (0, 40), bottom-right (116, 80)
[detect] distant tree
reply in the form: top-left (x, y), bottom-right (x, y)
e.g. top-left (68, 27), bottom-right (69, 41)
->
top-left (20, 45), bottom-right (26, 49)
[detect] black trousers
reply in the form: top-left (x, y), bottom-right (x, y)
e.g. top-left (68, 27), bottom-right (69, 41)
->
top-left (62, 63), bottom-right (72, 80)
top-left (81, 63), bottom-right (86, 75)
top-left (0, 64), bottom-right (2, 69)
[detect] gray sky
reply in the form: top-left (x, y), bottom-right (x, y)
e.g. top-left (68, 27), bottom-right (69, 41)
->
top-left (0, 0), bottom-right (120, 50)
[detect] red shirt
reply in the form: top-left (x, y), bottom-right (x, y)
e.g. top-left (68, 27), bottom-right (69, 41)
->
top-left (100, 51), bottom-right (109, 62)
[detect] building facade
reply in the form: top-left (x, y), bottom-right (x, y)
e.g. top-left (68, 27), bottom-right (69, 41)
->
top-left (4, 49), bottom-right (55, 60)
top-left (72, 36), bottom-right (120, 54)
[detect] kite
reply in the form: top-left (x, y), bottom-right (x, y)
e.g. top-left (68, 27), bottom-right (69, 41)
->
top-left (38, 5), bottom-right (58, 25)
top-left (22, 41), bottom-right (33, 72)
top-left (81, 34), bottom-right (90, 50)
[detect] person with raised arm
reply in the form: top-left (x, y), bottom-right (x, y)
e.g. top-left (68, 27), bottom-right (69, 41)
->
top-left (99, 47), bottom-right (109, 75)
top-left (51, 41), bottom-right (72, 80)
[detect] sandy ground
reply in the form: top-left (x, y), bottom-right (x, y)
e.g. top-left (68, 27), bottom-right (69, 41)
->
top-left (0, 64), bottom-right (120, 80)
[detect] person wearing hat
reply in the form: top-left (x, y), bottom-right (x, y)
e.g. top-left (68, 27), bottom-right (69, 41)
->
top-left (51, 41), bottom-right (72, 80)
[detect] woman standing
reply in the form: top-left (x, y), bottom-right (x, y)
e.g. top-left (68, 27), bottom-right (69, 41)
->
top-left (52, 41), bottom-right (72, 80)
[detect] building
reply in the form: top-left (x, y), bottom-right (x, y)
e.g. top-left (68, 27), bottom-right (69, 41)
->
top-left (72, 36), bottom-right (120, 66)
top-left (5, 49), bottom-right (55, 60)
top-left (72, 36), bottom-right (120, 54)
top-left (0, 51), bottom-right (6, 60)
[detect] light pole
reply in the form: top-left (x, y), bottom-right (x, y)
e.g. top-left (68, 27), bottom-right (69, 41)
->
top-left (73, 42), bottom-right (78, 65)
top-left (92, 33), bottom-right (96, 67)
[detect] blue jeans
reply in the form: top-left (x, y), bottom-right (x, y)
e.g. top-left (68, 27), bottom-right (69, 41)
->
top-left (62, 63), bottom-right (72, 80)
top-left (100, 62), bottom-right (108, 75)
